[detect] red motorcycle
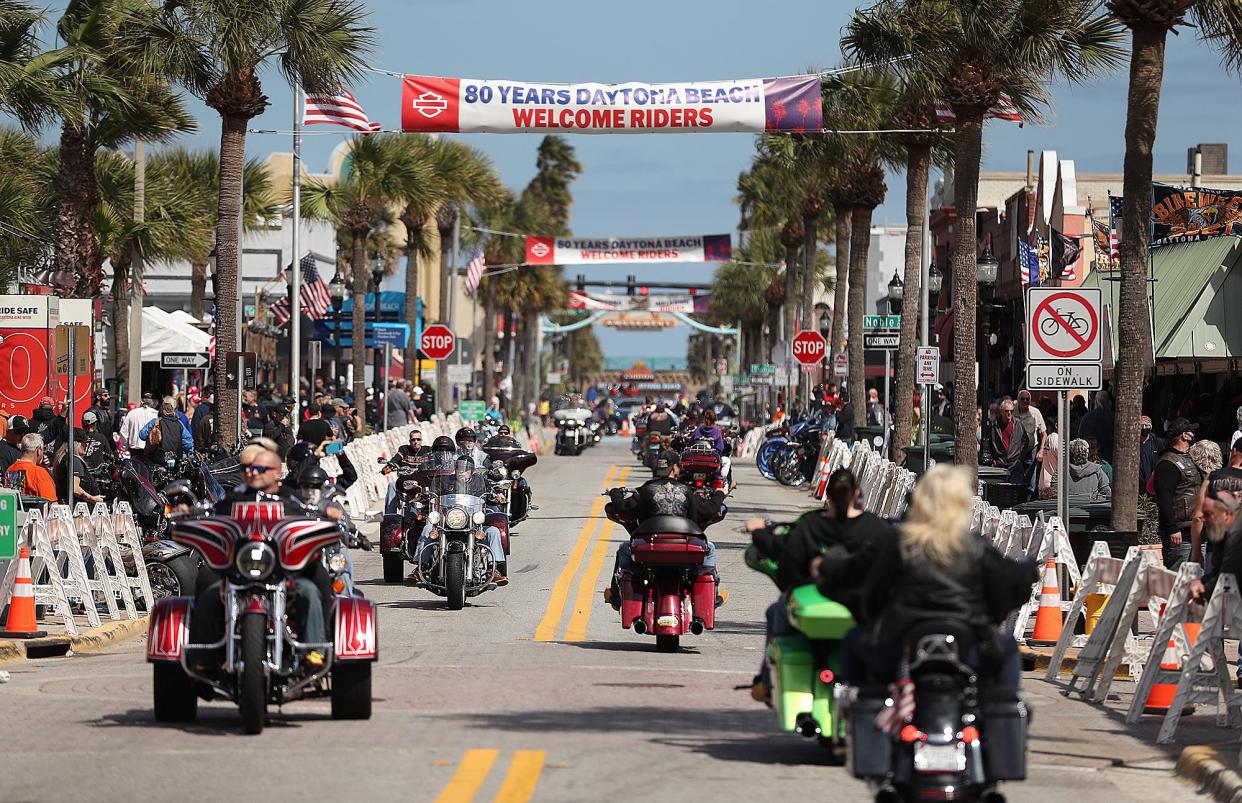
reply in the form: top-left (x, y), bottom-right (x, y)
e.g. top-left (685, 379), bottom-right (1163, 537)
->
top-left (605, 504), bottom-right (723, 653)
top-left (147, 500), bottom-right (377, 734)
top-left (680, 441), bottom-right (726, 493)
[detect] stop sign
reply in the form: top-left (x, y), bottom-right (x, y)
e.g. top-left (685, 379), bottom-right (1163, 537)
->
top-left (791, 330), bottom-right (827, 365)
top-left (420, 324), bottom-right (456, 360)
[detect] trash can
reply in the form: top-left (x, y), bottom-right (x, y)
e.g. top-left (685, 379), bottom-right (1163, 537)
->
top-left (983, 481), bottom-right (1030, 510)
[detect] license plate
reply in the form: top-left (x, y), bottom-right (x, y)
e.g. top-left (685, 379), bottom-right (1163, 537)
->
top-left (656, 615), bottom-right (679, 629)
top-left (913, 742), bottom-right (965, 773)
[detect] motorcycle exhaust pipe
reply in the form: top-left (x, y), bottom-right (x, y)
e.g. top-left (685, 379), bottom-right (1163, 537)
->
top-left (632, 618), bottom-right (647, 635)
top-left (690, 618), bottom-right (705, 636)
top-left (794, 713), bottom-right (821, 738)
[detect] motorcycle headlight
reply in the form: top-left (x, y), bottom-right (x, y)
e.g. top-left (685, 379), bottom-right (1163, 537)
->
top-left (235, 541), bottom-right (276, 581)
top-left (328, 552), bottom-right (348, 574)
top-left (510, 469), bottom-right (521, 479)
top-left (444, 507), bottom-right (469, 530)
top-left (428, 510), bottom-right (442, 524)
top-left (472, 510), bottom-right (486, 525)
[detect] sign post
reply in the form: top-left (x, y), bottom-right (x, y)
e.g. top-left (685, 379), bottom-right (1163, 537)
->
top-left (421, 323), bottom-right (456, 417)
top-left (916, 346), bottom-right (940, 471)
top-left (1025, 287), bottom-right (1103, 527)
top-left (55, 325), bottom-right (89, 505)
top-left (225, 351), bottom-right (257, 442)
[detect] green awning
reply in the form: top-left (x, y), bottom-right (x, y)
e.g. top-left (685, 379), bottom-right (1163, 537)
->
top-left (1083, 237), bottom-right (1242, 361)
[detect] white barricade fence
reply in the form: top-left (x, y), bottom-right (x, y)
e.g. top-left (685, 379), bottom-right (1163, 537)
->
top-left (1010, 515), bottom-right (1080, 642)
top-left (110, 501), bottom-right (154, 611)
top-left (1142, 573), bottom-right (1242, 748)
top-left (1045, 541), bottom-right (1135, 678)
top-left (738, 426), bottom-right (767, 460)
top-left (0, 508), bottom-right (79, 635)
top-left (73, 502), bottom-right (137, 619)
top-left (45, 504), bottom-right (103, 627)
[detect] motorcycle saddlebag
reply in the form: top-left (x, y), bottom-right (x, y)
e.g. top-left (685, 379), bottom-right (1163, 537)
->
top-left (380, 513), bottom-right (404, 553)
top-left (786, 584), bottom-right (855, 640)
top-left (981, 688), bottom-right (1029, 781)
top-left (846, 688), bottom-right (894, 779)
top-left (691, 572), bottom-right (715, 630)
top-left (768, 634), bottom-right (814, 733)
top-left (619, 570), bottom-right (644, 630)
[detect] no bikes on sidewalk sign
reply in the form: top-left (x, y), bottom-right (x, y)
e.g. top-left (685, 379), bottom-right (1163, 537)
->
top-left (1025, 287), bottom-right (1102, 391)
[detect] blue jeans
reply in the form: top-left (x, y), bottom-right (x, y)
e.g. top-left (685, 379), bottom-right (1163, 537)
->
top-left (384, 483), bottom-right (398, 515)
top-left (414, 521), bottom-right (504, 566)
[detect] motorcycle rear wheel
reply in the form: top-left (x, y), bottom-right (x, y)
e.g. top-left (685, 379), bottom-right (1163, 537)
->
top-left (331, 661), bottom-right (372, 720)
top-left (445, 552), bottom-right (466, 610)
top-left (238, 612), bottom-right (267, 735)
top-left (147, 553), bottom-right (197, 601)
top-left (152, 662), bottom-right (197, 722)
top-left (656, 635), bottom-right (679, 653)
top-left (382, 553), bottom-right (405, 584)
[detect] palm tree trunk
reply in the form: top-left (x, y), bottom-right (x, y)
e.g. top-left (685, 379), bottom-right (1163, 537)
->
top-left (55, 123), bottom-right (101, 297)
top-left (783, 241), bottom-right (799, 344)
top-left (829, 204), bottom-right (851, 364)
top-left (403, 240), bottom-right (420, 381)
top-left (513, 314), bottom-right (527, 412)
top-left (801, 213), bottom-right (818, 329)
top-left (847, 206), bottom-right (873, 421)
top-left (111, 259), bottom-right (131, 391)
top-left (893, 144), bottom-right (931, 462)
top-left (524, 308), bottom-right (540, 413)
top-left (351, 232), bottom-right (369, 410)
top-left (436, 213), bottom-right (454, 413)
top-left (212, 113), bottom-right (246, 448)
top-left (482, 279), bottom-right (497, 406)
top-left (190, 261), bottom-right (208, 320)
top-left (1113, 27), bottom-right (1165, 532)
top-left (950, 114), bottom-right (985, 473)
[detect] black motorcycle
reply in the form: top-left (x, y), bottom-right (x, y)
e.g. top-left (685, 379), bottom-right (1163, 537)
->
top-left (846, 630), bottom-right (1029, 802)
top-left (482, 444), bottom-right (537, 525)
top-left (379, 462), bottom-right (428, 583)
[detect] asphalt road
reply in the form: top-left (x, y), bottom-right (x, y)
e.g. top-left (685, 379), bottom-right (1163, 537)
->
top-left (0, 438), bottom-right (1201, 802)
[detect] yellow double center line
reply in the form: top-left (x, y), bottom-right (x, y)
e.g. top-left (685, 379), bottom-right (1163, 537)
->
top-left (433, 749), bottom-right (546, 803)
top-left (534, 464), bottom-right (629, 642)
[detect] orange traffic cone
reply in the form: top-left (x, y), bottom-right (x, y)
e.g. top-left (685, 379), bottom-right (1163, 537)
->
top-left (1, 546), bottom-right (46, 639)
top-left (1028, 558), bottom-right (1062, 645)
top-left (1143, 623), bottom-right (1200, 714)
top-left (621, 418), bottom-right (630, 438)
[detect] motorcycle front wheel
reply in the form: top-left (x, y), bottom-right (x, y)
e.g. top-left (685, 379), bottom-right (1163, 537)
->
top-left (445, 551), bottom-right (466, 610)
top-left (238, 612), bottom-right (267, 735)
top-left (147, 554), bottom-right (197, 601)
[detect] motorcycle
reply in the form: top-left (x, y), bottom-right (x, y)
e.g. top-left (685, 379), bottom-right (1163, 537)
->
top-left (680, 441), bottom-right (726, 494)
top-left (482, 443), bottom-right (538, 526)
top-left (745, 527), bottom-right (854, 758)
top-left (643, 431), bottom-right (665, 472)
top-left (413, 452), bottom-right (504, 609)
top-left (147, 500), bottom-right (377, 734)
top-left (379, 462), bottom-right (427, 583)
top-left (772, 423), bottom-right (827, 487)
top-left (554, 414), bottom-right (589, 456)
top-left (605, 499), bottom-right (724, 653)
top-left (631, 414), bottom-right (649, 460)
top-left (587, 419), bottom-right (603, 446)
top-left (844, 630), bottom-right (1029, 801)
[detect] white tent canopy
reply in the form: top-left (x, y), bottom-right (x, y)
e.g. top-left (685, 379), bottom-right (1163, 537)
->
top-left (101, 306), bottom-right (211, 362)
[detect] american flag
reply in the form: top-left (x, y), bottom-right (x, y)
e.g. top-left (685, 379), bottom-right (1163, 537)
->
top-left (934, 93), bottom-right (1023, 125)
top-left (463, 248), bottom-right (486, 296)
top-left (1018, 239), bottom-right (1040, 287)
top-left (874, 677), bottom-right (916, 735)
top-left (1108, 195), bottom-right (1123, 262)
top-left (271, 255), bottom-right (332, 325)
top-left (302, 87), bottom-right (381, 132)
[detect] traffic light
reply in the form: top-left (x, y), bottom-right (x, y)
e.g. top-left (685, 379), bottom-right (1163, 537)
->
top-left (576, 274), bottom-right (585, 292)
top-left (626, 275), bottom-right (636, 296)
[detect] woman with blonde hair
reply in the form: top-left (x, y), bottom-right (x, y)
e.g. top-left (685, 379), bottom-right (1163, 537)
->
top-left (826, 465), bottom-right (1037, 687)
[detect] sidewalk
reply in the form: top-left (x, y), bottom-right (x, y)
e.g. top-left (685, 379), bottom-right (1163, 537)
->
top-left (0, 615), bottom-right (148, 665)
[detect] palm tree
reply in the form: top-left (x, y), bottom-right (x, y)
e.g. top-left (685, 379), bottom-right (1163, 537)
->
top-left (0, 1), bottom-right (68, 127)
top-left (135, 0), bottom-right (374, 446)
top-left (844, 0), bottom-right (1125, 471)
top-left (303, 135), bottom-right (418, 408)
top-left (1105, 0), bottom-right (1242, 530)
top-left (47, 0), bottom-right (195, 297)
top-left (95, 148), bottom-right (212, 387)
top-left (0, 127), bottom-right (55, 290)
top-left (737, 158), bottom-right (803, 352)
top-left (475, 190), bottom-right (524, 407)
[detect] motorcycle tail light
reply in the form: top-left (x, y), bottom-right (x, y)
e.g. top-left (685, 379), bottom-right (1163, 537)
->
top-left (818, 669), bottom-right (835, 684)
top-left (899, 725), bottom-right (926, 743)
top-left (959, 726), bottom-right (980, 744)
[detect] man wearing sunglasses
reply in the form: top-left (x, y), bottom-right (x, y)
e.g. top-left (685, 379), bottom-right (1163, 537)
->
top-left (382, 429), bottom-right (431, 514)
top-left (192, 445), bottom-right (330, 669)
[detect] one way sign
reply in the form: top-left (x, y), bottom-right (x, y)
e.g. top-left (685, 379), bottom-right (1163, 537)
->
top-left (161, 352), bottom-right (210, 369)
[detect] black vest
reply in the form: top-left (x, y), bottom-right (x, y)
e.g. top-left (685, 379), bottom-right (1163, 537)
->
top-left (1157, 450), bottom-right (1201, 530)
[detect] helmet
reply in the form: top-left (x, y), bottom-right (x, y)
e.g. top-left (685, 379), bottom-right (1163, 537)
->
top-left (455, 427), bottom-right (477, 445)
top-left (497, 424), bottom-right (511, 436)
top-left (431, 435), bottom-right (456, 452)
top-left (287, 441), bottom-right (314, 465)
top-left (295, 465), bottom-right (329, 490)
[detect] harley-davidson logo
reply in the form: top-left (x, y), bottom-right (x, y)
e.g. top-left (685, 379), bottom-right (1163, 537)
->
top-left (530, 242), bottom-right (551, 258)
top-left (412, 91), bottom-right (448, 119)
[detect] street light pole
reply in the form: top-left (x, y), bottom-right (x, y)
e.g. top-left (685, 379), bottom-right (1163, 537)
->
top-left (371, 251), bottom-right (383, 401)
top-left (976, 245), bottom-right (999, 466)
top-left (886, 273), bottom-right (904, 449)
top-left (924, 261), bottom-right (942, 469)
top-left (328, 271), bottom-right (345, 394)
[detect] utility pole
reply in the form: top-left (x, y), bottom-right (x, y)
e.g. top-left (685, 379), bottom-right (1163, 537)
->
top-left (127, 138), bottom-right (145, 405)
top-left (290, 86), bottom-right (302, 436)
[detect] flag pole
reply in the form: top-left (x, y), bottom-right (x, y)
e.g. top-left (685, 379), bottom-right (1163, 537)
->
top-left (291, 83), bottom-right (302, 435)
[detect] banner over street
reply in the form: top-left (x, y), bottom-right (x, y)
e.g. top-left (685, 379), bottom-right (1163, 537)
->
top-left (527, 234), bottom-right (732, 265)
top-left (401, 75), bottom-right (822, 134)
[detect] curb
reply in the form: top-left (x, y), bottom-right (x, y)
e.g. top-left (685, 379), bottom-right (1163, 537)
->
top-left (0, 615), bottom-right (148, 665)
top-left (1177, 746), bottom-right (1242, 802)
top-left (1020, 645), bottom-right (1132, 680)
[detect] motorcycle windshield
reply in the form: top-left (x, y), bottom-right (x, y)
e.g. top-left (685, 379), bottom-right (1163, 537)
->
top-left (423, 452), bottom-right (486, 499)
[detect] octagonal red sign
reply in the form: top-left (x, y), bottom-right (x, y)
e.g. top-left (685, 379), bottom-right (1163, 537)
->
top-left (420, 324), bottom-right (456, 360)
top-left (791, 330), bottom-right (827, 365)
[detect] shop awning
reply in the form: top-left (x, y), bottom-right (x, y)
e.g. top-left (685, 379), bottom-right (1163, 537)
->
top-left (1082, 237), bottom-right (1242, 363)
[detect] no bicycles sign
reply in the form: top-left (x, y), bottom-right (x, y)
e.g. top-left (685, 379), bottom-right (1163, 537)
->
top-left (1025, 287), bottom-right (1102, 363)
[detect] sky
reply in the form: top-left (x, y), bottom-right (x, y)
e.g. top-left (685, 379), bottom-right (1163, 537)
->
top-left (54, 1), bottom-right (1242, 363)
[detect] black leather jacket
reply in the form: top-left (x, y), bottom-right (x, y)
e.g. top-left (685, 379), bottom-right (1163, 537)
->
top-left (610, 478), bottom-right (722, 526)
